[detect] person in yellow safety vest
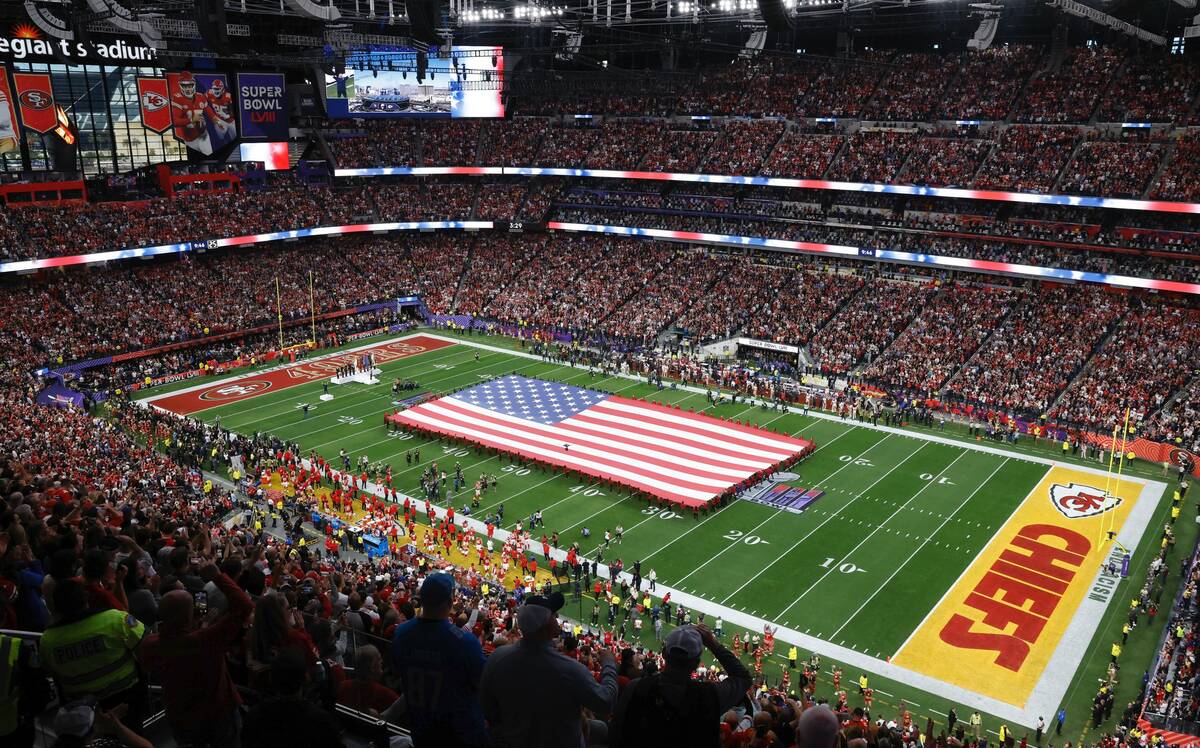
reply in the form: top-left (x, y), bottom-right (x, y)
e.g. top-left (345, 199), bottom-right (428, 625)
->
top-left (1111, 642), bottom-right (1122, 664)
top-left (787, 646), bottom-right (798, 669)
top-left (1172, 505), bottom-right (1181, 523)
top-left (40, 580), bottom-right (147, 729)
top-left (1122, 623), bottom-right (1132, 644)
top-left (202, 480), bottom-right (212, 495)
top-left (0, 631), bottom-right (50, 747)
top-left (999, 724), bottom-right (1008, 744)
top-left (858, 673), bottom-right (868, 694)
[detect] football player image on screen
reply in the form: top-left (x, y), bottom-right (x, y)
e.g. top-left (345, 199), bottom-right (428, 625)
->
top-left (170, 71), bottom-right (214, 155)
top-left (205, 77), bottom-right (237, 145)
top-left (0, 87), bottom-right (17, 154)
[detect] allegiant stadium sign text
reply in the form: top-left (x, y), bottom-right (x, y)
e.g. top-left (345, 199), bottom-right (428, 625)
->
top-left (0, 36), bottom-right (157, 63)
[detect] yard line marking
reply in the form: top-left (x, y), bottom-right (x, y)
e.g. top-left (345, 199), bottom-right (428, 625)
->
top-left (775, 445), bottom-right (960, 619)
top-left (721, 439), bottom-right (932, 606)
top-left (297, 358), bottom-right (573, 445)
top-left (640, 423), bottom-right (860, 567)
top-left (888, 462), bottom-right (1033, 660)
top-left (676, 431), bottom-right (895, 588)
top-left (205, 344), bottom-right (468, 421)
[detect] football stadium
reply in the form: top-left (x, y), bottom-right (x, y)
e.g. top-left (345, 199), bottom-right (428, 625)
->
top-left (2, 2), bottom-right (1200, 747)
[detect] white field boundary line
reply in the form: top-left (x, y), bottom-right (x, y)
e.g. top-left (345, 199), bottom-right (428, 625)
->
top-left (196, 344), bottom-right (469, 420)
top-left (828, 457), bottom-right (1010, 640)
top-left (139, 332), bottom-right (444, 404)
top-left (143, 329), bottom-right (1153, 485)
top-left (773, 445), bottom-right (963, 619)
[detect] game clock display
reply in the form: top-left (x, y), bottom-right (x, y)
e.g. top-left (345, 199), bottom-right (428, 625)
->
top-left (495, 221), bottom-right (546, 233)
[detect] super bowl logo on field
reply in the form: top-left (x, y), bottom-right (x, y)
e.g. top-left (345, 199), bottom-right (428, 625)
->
top-left (1049, 482), bottom-right (1120, 520)
top-left (199, 380), bottom-right (272, 401)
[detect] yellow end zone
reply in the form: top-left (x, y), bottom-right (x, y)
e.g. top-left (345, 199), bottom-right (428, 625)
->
top-left (892, 465), bottom-right (1145, 708)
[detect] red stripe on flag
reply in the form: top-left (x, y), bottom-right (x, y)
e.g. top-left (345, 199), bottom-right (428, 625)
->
top-left (428, 400), bottom-right (744, 486)
top-left (392, 409), bottom-right (717, 506)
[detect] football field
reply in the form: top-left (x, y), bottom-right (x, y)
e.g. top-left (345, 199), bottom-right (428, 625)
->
top-left (139, 331), bottom-right (1169, 729)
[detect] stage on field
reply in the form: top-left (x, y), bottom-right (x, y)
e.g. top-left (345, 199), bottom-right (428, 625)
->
top-left (386, 374), bottom-right (814, 508)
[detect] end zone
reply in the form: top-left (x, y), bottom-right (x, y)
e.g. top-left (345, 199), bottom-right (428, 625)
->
top-left (144, 335), bottom-right (453, 415)
top-left (893, 465), bottom-right (1162, 718)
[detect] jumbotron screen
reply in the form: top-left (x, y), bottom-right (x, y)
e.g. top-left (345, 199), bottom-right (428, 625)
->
top-left (324, 45), bottom-right (504, 119)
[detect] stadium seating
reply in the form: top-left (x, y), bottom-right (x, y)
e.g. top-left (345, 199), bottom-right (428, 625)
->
top-left (1050, 303), bottom-right (1200, 431)
top-left (859, 283), bottom-right (1018, 395)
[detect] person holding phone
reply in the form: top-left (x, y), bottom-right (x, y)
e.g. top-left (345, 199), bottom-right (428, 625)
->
top-left (138, 562), bottom-right (253, 747)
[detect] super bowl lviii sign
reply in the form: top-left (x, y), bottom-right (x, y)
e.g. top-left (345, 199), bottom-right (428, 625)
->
top-left (236, 73), bottom-right (287, 141)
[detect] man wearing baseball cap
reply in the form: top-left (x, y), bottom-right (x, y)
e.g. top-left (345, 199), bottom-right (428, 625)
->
top-left (480, 591), bottom-right (618, 748)
top-left (611, 623), bottom-right (751, 747)
top-left (390, 573), bottom-right (487, 747)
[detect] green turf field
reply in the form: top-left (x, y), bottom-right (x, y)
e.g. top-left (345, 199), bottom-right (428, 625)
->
top-left (137, 330), bottom-right (1178, 737)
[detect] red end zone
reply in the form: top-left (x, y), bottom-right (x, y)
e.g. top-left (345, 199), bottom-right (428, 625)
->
top-left (149, 336), bottom-right (454, 416)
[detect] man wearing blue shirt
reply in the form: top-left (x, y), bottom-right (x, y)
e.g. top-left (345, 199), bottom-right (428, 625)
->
top-left (390, 573), bottom-right (487, 748)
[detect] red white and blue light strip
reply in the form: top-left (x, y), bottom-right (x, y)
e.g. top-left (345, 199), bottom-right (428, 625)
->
top-left (3, 217), bottom-right (1197, 296)
top-left (0, 221), bottom-right (493, 274)
top-left (333, 165), bottom-right (1200, 215)
top-left (546, 221), bottom-right (1200, 295)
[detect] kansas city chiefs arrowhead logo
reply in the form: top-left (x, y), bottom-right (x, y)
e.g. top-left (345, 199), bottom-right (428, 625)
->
top-left (140, 92), bottom-right (167, 111)
top-left (1049, 482), bottom-right (1121, 520)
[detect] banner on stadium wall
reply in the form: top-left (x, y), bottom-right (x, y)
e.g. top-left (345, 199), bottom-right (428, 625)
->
top-left (12, 72), bottom-right (55, 133)
top-left (135, 77), bottom-right (171, 133)
top-left (1080, 431), bottom-right (1200, 477)
top-left (0, 64), bottom-right (18, 153)
top-left (735, 337), bottom-right (799, 355)
top-left (236, 72), bottom-right (287, 141)
top-left (35, 381), bottom-right (85, 409)
top-left (165, 71), bottom-right (236, 156)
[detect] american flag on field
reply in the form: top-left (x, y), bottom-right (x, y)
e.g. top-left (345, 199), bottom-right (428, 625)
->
top-left (390, 375), bottom-right (814, 508)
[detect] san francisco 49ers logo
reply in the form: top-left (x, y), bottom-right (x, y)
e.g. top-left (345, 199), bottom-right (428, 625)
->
top-left (199, 380), bottom-right (272, 401)
top-left (140, 91), bottom-right (167, 111)
top-left (1049, 482), bottom-right (1121, 520)
top-left (19, 90), bottom-right (52, 110)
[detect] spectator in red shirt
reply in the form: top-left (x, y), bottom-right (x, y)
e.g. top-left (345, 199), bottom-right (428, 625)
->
top-left (138, 562), bottom-right (253, 747)
top-left (336, 644), bottom-right (403, 720)
top-left (82, 549), bottom-right (126, 613)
